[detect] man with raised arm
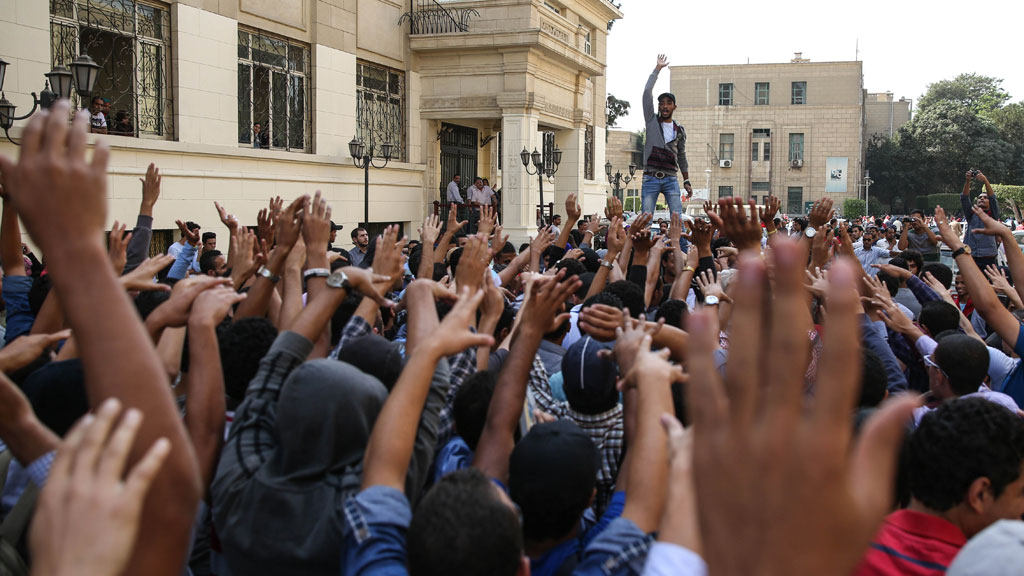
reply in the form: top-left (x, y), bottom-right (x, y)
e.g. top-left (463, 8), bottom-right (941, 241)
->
top-left (640, 54), bottom-right (690, 216)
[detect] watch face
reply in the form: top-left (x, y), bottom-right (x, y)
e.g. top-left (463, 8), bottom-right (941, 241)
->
top-left (805, 228), bottom-right (817, 238)
top-left (705, 295), bottom-right (720, 306)
top-left (326, 271), bottom-right (348, 289)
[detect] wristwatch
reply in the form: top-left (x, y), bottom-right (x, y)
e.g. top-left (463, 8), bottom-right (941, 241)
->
top-left (682, 266), bottom-right (695, 274)
top-left (704, 295), bottom-right (720, 306)
top-left (599, 260), bottom-right (615, 270)
top-left (303, 268), bottom-right (331, 280)
top-left (804, 227), bottom-right (817, 239)
top-left (256, 265), bottom-right (280, 284)
top-left (951, 245), bottom-right (972, 258)
top-left (326, 270), bottom-right (351, 290)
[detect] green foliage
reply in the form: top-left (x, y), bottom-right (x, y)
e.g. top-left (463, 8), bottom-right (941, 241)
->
top-left (606, 94), bottom-right (631, 128)
top-left (921, 194), bottom-right (962, 214)
top-left (994, 184), bottom-right (1024, 218)
top-left (842, 198), bottom-right (865, 219)
top-left (918, 73), bottom-right (1010, 116)
top-left (989, 103), bottom-right (1024, 184)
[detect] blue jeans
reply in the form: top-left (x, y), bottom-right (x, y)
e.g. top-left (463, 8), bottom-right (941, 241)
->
top-left (3, 275), bottom-right (34, 345)
top-left (640, 174), bottom-right (683, 215)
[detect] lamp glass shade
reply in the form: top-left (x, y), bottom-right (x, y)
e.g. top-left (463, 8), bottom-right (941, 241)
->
top-left (45, 66), bottom-right (73, 101)
top-left (531, 149), bottom-right (542, 167)
top-left (380, 142), bottom-right (394, 160)
top-left (628, 163), bottom-right (636, 176)
top-left (552, 147), bottom-right (562, 166)
top-left (604, 161), bottom-right (612, 177)
top-left (348, 137), bottom-right (362, 158)
top-left (69, 54), bottom-right (100, 100)
top-left (519, 148), bottom-right (530, 167)
top-left (0, 96), bottom-right (15, 130)
top-left (0, 58), bottom-right (8, 93)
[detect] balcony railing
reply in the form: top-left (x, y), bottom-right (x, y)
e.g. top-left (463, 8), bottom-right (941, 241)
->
top-left (398, 0), bottom-right (479, 35)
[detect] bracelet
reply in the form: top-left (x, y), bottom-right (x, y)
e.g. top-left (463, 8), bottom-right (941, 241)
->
top-left (303, 268), bottom-right (331, 279)
top-left (767, 229), bottom-right (778, 236)
top-left (683, 179), bottom-right (691, 184)
top-left (599, 260), bottom-right (615, 270)
top-left (682, 266), bottom-right (695, 273)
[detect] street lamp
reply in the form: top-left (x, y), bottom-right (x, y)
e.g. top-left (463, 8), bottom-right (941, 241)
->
top-left (0, 54), bottom-right (100, 145)
top-left (864, 170), bottom-right (874, 216)
top-left (521, 145), bottom-right (561, 227)
top-left (605, 161), bottom-right (636, 205)
top-left (349, 137), bottom-right (394, 227)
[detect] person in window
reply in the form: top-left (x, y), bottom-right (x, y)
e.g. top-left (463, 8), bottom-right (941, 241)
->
top-left (109, 110), bottom-right (134, 136)
top-left (253, 122), bottom-right (270, 149)
top-left (89, 96), bottom-right (107, 134)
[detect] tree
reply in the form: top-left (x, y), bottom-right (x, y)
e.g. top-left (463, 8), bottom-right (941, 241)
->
top-left (842, 198), bottom-right (865, 219)
top-left (918, 73), bottom-right (1010, 117)
top-left (606, 94), bottom-right (630, 128)
top-left (989, 102), bottom-right (1024, 184)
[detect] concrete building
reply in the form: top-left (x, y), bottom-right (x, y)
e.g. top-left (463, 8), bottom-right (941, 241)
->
top-left (865, 92), bottom-right (912, 140)
top-left (667, 54), bottom-right (867, 215)
top-left (0, 0), bottom-right (622, 251)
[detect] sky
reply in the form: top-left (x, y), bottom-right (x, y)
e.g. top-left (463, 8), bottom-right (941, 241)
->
top-left (605, 0), bottom-right (1023, 132)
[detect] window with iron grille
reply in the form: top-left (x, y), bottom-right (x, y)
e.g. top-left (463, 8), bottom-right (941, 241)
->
top-left (792, 81), bottom-right (806, 105)
top-left (718, 83), bottom-right (733, 106)
top-left (752, 181), bottom-right (770, 194)
top-left (584, 125), bottom-right (595, 180)
top-left (584, 31), bottom-right (592, 56)
top-left (719, 133), bottom-right (734, 161)
top-left (355, 60), bottom-right (406, 162)
top-left (718, 186), bottom-right (734, 199)
top-left (543, 131), bottom-right (556, 172)
top-left (755, 82), bottom-right (770, 105)
top-left (764, 141), bottom-right (771, 161)
top-left (50, 0), bottom-right (174, 138)
top-left (751, 142), bottom-right (759, 162)
top-left (789, 133), bottom-right (804, 162)
top-left (237, 28), bottom-right (311, 152)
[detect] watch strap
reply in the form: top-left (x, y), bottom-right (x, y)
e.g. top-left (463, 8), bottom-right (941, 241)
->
top-left (303, 268), bottom-right (331, 279)
top-left (256, 265), bottom-right (280, 284)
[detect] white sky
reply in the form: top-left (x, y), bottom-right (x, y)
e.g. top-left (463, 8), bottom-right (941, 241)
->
top-left (605, 0), bottom-right (1023, 132)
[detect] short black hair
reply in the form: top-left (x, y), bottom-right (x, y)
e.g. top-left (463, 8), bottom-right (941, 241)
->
top-left (408, 245), bottom-right (423, 279)
top-left (554, 258), bottom-right (586, 280)
top-left (901, 249), bottom-right (924, 274)
top-left (910, 208), bottom-right (925, 217)
top-left (201, 231), bottom-right (216, 243)
top-left (605, 281), bottom-right (645, 318)
top-left (351, 226), bottom-right (367, 240)
top-left (330, 292), bottom-right (365, 347)
top-left (408, 468), bottom-right (522, 576)
top-left (501, 242), bottom-right (516, 255)
top-left (922, 263), bottom-right (954, 289)
top-left (581, 291), bottom-right (623, 312)
top-left (656, 299), bottom-right (689, 330)
top-left (934, 334), bottom-right (990, 396)
top-left (448, 247), bottom-right (464, 278)
top-left (888, 257), bottom-right (909, 271)
top-left (541, 245), bottom-right (563, 270)
top-left (851, 224), bottom-right (864, 233)
top-left (199, 250), bottom-right (224, 275)
top-left (453, 371), bottom-right (498, 451)
top-left (217, 318), bottom-right (278, 402)
top-left (859, 349), bottom-right (888, 408)
top-left (876, 271), bottom-right (900, 298)
top-left (909, 397), bottom-right (1024, 511)
top-left (578, 248), bottom-right (600, 274)
top-left (185, 221), bottom-right (200, 232)
top-left (134, 289), bottom-right (171, 320)
top-left (918, 301), bottom-right (960, 337)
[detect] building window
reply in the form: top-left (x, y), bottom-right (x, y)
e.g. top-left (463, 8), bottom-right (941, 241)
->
top-left (718, 186), bottom-right (734, 199)
top-left (764, 141), bottom-right (771, 161)
top-left (792, 81), bottom-right (806, 105)
top-left (584, 125), bottom-right (595, 180)
top-left (752, 181), bottom-right (770, 194)
top-left (238, 28), bottom-right (310, 152)
top-left (753, 128), bottom-right (770, 138)
top-left (543, 2), bottom-right (561, 14)
top-left (543, 131), bottom-right (556, 172)
top-left (50, 0), bottom-right (174, 138)
top-left (584, 31), bottom-right (592, 56)
top-left (788, 133), bottom-right (804, 162)
top-left (356, 60), bottom-right (407, 162)
top-left (787, 187), bottom-right (803, 214)
top-left (751, 142), bottom-right (759, 162)
top-left (719, 133), bottom-right (734, 161)
top-left (755, 82), bottom-right (770, 105)
top-left (718, 83), bottom-right (733, 106)
top-left (631, 150), bottom-right (643, 169)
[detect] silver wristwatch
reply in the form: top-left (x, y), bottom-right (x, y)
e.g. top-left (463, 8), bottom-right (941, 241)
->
top-left (804, 227), bottom-right (817, 239)
top-left (704, 295), bottom-right (720, 306)
top-left (326, 270), bottom-right (350, 290)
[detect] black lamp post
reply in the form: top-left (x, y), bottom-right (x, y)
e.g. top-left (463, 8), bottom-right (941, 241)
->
top-left (605, 161), bottom-right (636, 205)
top-left (520, 145), bottom-right (561, 227)
top-left (0, 54), bottom-right (99, 145)
top-left (349, 137), bottom-right (394, 227)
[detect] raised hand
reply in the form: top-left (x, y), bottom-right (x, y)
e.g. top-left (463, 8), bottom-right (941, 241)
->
top-left (579, 303), bottom-right (626, 342)
top-left (455, 233), bottom-right (490, 292)
top-left (970, 205), bottom-right (1009, 237)
top-left (0, 329), bottom-right (72, 373)
top-left (446, 204), bottom-right (467, 236)
top-left (871, 262), bottom-right (912, 280)
top-left (807, 197), bottom-right (835, 230)
top-left (108, 221), bottom-right (133, 275)
top-left (804, 267), bottom-right (829, 299)
top-left (30, 398), bottom-right (170, 576)
top-left (301, 191), bottom-right (332, 256)
top-left (419, 213), bottom-right (441, 246)
top-left (668, 211), bottom-right (683, 246)
top-left (933, 206), bottom-right (960, 248)
top-left (189, 286), bottom-right (246, 329)
top-left (479, 204), bottom-right (497, 238)
top-left (215, 201), bottom-right (239, 232)
top-left (150, 276), bottom-right (233, 328)
top-left (759, 195), bottom-right (781, 226)
top-left (605, 217), bottom-right (626, 255)
top-left (175, 219), bottom-right (200, 245)
top-left (605, 195), bottom-right (624, 221)
top-left (682, 218), bottom-right (713, 254)
top-left (810, 227), bottom-right (835, 268)
top-left (708, 197), bottom-right (762, 252)
top-left (519, 271), bottom-right (580, 334)
top-left (695, 269), bottom-right (730, 303)
top-left (139, 163), bottom-right (161, 214)
top-left (612, 314), bottom-right (664, 381)
top-left (256, 204), bottom-right (275, 247)
top-left (371, 224), bottom-right (408, 295)
top-left (587, 213), bottom-right (603, 236)
top-left (120, 255), bottom-right (174, 292)
top-left (229, 227), bottom-right (261, 288)
top-left (342, 266), bottom-right (399, 308)
top-left (565, 192), bottom-right (582, 222)
top-left (275, 195), bottom-right (308, 251)
top-left (985, 264), bottom-right (1014, 294)
top-left (656, 53), bottom-right (669, 70)
top-left (431, 287), bottom-right (495, 357)
top-left (530, 226), bottom-right (557, 256)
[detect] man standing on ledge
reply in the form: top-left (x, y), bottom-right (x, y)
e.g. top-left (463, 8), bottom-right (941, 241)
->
top-left (641, 53), bottom-right (690, 215)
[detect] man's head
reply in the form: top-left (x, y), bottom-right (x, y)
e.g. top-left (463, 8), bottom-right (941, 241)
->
top-left (199, 249), bottom-right (227, 277)
top-left (909, 398), bottom-right (1024, 538)
top-left (452, 174), bottom-right (461, 185)
top-left (351, 227), bottom-right (369, 249)
top-left (929, 333), bottom-right (990, 399)
top-left (858, 349), bottom-right (889, 408)
top-left (217, 318), bottom-right (278, 403)
top-left (474, 177), bottom-right (483, 188)
top-left (910, 209), bottom-right (927, 230)
top-left (201, 231), bottom-right (217, 251)
top-left (605, 281), bottom-right (645, 319)
top-left (90, 96), bottom-right (104, 114)
top-left (408, 468), bottom-right (526, 576)
top-left (976, 193), bottom-right (991, 213)
top-left (850, 224), bottom-right (864, 241)
top-left (655, 299), bottom-right (689, 330)
top-left (562, 336), bottom-right (619, 415)
top-left (919, 301), bottom-right (961, 337)
top-left (862, 228), bottom-right (877, 249)
top-left (657, 92), bottom-right (676, 121)
top-left (509, 420), bottom-right (599, 544)
top-left (901, 249), bottom-right (924, 277)
top-left (552, 214), bottom-right (562, 227)
top-left (330, 221), bottom-right (343, 244)
top-left (453, 371), bottom-right (498, 451)
top-left (884, 227), bottom-right (896, 243)
top-left (923, 263), bottom-right (954, 290)
top-left (498, 242), bottom-right (516, 266)
top-left (956, 273), bottom-right (968, 301)
top-left (253, 122), bottom-right (262, 133)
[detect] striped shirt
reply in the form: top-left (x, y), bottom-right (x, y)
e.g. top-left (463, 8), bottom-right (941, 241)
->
top-left (854, 509), bottom-right (966, 575)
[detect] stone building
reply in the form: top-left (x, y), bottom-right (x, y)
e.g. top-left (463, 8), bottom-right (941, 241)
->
top-left (667, 54), bottom-right (867, 215)
top-left (0, 0), bottom-right (621, 250)
top-left (603, 128), bottom-right (641, 208)
top-left (865, 92), bottom-right (912, 140)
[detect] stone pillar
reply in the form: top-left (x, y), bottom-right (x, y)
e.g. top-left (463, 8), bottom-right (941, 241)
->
top-left (174, 5), bottom-right (237, 146)
top-left (553, 126), bottom-right (584, 219)
top-left (499, 111), bottom-right (540, 244)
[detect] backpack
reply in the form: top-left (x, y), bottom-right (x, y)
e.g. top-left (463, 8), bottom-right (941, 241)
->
top-left (0, 450), bottom-right (38, 576)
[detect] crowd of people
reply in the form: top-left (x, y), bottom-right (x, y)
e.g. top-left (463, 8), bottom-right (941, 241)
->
top-left (2, 99), bottom-right (1024, 576)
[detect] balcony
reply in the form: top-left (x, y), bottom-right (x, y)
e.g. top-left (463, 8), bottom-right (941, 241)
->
top-left (399, 0), bottom-right (480, 35)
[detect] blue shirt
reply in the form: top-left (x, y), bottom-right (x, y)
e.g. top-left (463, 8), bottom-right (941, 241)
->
top-left (999, 324), bottom-right (1024, 406)
top-left (854, 245), bottom-right (891, 276)
top-left (432, 436), bottom-right (472, 484)
top-left (2, 275), bottom-right (34, 344)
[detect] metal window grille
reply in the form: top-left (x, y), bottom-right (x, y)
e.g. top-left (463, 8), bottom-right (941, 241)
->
top-left (543, 131), bottom-right (555, 172)
top-left (789, 133), bottom-right (804, 161)
top-left (792, 81), bottom-right (806, 105)
top-left (49, 0), bottom-right (174, 138)
top-left (356, 60), bottom-right (406, 162)
top-left (755, 82), bottom-right (770, 105)
top-left (237, 28), bottom-right (311, 152)
top-left (751, 142), bottom-right (759, 162)
top-left (764, 141), bottom-right (771, 161)
top-left (719, 133), bottom-right (734, 161)
top-left (584, 125), bottom-right (594, 180)
top-left (718, 83), bottom-right (733, 106)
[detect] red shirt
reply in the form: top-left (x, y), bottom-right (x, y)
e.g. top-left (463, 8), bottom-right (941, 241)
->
top-left (854, 509), bottom-right (966, 575)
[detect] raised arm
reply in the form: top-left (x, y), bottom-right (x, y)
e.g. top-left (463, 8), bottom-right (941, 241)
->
top-left (584, 216), bottom-right (624, 301)
top-left (124, 163), bottom-right (160, 273)
top-left (643, 54), bottom-right (668, 119)
top-left (0, 101), bottom-right (200, 576)
top-left (474, 272), bottom-right (580, 484)
top-left (234, 195), bottom-right (307, 320)
top-left (554, 192), bottom-right (581, 250)
top-left (417, 213), bottom-right (441, 280)
top-left (969, 205), bottom-right (1024, 306)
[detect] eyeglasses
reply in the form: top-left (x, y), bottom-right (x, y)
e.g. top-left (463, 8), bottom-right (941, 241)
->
top-left (923, 354), bottom-right (948, 380)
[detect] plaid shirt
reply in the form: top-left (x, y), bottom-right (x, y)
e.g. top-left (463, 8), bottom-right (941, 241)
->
top-left (527, 356), bottom-right (624, 514)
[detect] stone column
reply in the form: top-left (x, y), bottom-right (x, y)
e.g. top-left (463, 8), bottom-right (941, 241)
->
top-left (499, 111), bottom-right (540, 244)
top-left (553, 126), bottom-right (585, 219)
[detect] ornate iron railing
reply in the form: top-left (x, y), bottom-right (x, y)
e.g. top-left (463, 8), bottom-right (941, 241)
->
top-left (399, 0), bottom-right (479, 35)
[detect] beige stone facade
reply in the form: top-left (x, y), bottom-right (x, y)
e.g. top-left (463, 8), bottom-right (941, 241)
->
top-left (603, 128), bottom-right (642, 208)
top-left (0, 0), bottom-right (621, 251)
top-left (865, 92), bottom-right (912, 140)
top-left (667, 57), bottom-right (867, 215)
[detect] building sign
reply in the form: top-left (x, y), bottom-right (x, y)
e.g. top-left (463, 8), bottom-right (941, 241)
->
top-left (825, 157), bottom-right (849, 193)
top-left (690, 188), bottom-right (710, 200)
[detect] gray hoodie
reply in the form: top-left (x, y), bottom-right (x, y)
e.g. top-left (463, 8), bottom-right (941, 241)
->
top-left (642, 67), bottom-right (688, 175)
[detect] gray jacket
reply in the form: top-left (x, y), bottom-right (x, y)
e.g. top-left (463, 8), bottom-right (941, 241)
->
top-left (642, 68), bottom-right (688, 175)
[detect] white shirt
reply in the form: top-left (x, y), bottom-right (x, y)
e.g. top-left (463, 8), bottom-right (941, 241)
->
top-left (661, 121), bottom-right (675, 144)
top-left (446, 181), bottom-right (464, 203)
top-left (643, 542), bottom-right (707, 576)
top-left (91, 111), bottom-right (107, 129)
top-left (467, 185), bottom-right (489, 205)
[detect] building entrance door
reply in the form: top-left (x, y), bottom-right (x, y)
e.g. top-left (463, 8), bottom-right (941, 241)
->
top-left (439, 123), bottom-right (478, 202)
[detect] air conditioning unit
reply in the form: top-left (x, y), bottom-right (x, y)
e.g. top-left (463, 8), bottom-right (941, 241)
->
top-left (719, 159), bottom-right (732, 168)
top-left (791, 158), bottom-right (803, 168)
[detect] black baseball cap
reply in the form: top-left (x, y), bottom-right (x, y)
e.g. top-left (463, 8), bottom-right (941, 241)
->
top-left (562, 336), bottom-right (618, 415)
top-left (330, 221), bottom-right (344, 231)
top-left (658, 92), bottom-right (676, 104)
